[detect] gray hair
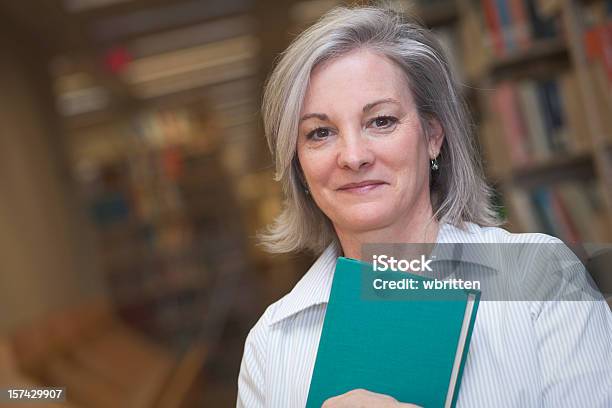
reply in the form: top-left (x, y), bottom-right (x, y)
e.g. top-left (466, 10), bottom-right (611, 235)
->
top-left (259, 5), bottom-right (501, 254)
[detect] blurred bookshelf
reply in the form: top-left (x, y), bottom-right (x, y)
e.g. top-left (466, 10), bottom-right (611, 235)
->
top-left (68, 108), bottom-right (254, 351)
top-left (1, 0), bottom-right (611, 405)
top-left (285, 0), bottom-right (611, 245)
top-left (439, 0), bottom-right (612, 243)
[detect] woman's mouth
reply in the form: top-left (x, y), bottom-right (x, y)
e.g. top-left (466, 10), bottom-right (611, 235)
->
top-left (337, 180), bottom-right (387, 194)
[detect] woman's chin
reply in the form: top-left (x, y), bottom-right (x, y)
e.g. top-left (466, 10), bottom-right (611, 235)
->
top-left (334, 207), bottom-right (395, 233)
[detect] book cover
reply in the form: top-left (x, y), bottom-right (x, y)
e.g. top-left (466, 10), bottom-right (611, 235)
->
top-left (306, 257), bottom-right (480, 408)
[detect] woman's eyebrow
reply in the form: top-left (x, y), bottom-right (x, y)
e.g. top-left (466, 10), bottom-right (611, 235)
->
top-left (300, 112), bottom-right (328, 123)
top-left (363, 98), bottom-right (400, 113)
top-left (299, 98), bottom-right (399, 123)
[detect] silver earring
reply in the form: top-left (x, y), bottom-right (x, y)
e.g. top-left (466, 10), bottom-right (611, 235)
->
top-left (304, 188), bottom-right (310, 195)
top-left (430, 157), bottom-right (439, 171)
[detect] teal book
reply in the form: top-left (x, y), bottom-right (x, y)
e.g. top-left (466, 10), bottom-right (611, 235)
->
top-left (305, 257), bottom-right (480, 408)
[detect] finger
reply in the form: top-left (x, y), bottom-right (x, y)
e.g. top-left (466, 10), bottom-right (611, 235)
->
top-left (321, 389), bottom-right (366, 407)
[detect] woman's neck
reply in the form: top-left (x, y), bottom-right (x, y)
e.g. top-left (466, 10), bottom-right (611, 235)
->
top-left (335, 205), bottom-right (440, 261)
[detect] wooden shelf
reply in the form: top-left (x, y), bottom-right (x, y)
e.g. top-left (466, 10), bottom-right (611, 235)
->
top-left (509, 151), bottom-right (595, 189)
top-left (489, 38), bottom-right (569, 80)
top-left (418, 4), bottom-right (458, 28)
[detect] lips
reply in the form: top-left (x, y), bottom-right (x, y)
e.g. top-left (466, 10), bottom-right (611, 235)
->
top-left (337, 180), bottom-right (387, 193)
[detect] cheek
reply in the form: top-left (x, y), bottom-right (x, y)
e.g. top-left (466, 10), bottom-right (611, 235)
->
top-left (382, 132), bottom-right (427, 172)
top-left (297, 148), bottom-right (333, 186)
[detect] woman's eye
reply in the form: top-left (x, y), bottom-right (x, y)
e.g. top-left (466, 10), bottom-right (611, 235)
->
top-left (370, 116), bottom-right (398, 129)
top-left (307, 127), bottom-right (331, 140)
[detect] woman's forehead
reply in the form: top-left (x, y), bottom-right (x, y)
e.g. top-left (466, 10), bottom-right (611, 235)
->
top-left (303, 48), bottom-right (413, 112)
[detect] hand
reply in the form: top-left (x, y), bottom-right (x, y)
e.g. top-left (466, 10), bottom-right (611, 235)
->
top-left (321, 389), bottom-right (422, 408)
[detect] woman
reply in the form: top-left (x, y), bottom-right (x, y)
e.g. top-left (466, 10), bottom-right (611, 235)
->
top-left (237, 6), bottom-right (612, 407)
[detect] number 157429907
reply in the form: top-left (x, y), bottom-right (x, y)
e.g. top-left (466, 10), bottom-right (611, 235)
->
top-left (3, 388), bottom-right (65, 401)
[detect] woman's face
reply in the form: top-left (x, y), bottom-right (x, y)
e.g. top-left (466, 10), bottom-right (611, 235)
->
top-left (297, 48), bottom-right (443, 235)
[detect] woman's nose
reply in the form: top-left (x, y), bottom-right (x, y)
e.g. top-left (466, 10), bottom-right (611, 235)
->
top-left (336, 130), bottom-right (374, 171)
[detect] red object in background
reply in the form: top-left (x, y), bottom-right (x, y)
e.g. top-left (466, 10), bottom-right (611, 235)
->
top-left (584, 26), bottom-right (603, 59)
top-left (104, 46), bottom-right (132, 74)
top-left (161, 146), bottom-right (184, 181)
top-left (584, 23), bottom-right (612, 83)
top-left (481, 0), bottom-right (505, 57)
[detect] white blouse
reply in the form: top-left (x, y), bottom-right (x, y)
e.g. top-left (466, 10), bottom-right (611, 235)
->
top-left (237, 223), bottom-right (612, 407)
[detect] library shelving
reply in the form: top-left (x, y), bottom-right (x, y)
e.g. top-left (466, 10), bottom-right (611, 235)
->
top-left (451, 0), bottom-right (612, 243)
top-left (286, 0), bottom-right (611, 251)
top-left (64, 107), bottom-right (256, 352)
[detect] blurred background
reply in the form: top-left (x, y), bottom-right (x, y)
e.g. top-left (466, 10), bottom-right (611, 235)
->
top-left (0, 0), bottom-right (610, 406)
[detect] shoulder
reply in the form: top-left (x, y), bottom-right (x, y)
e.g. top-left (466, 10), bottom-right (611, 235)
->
top-left (455, 223), bottom-right (599, 302)
top-left (242, 304), bottom-right (272, 359)
top-left (443, 222), bottom-right (563, 245)
top-left (442, 223), bottom-right (582, 285)
top-left (454, 222), bottom-right (584, 272)
top-left (239, 298), bottom-right (286, 384)
top-left (238, 299), bottom-right (289, 406)
top-left (462, 223), bottom-right (583, 265)
top-left (245, 292), bottom-right (294, 345)
top-left (245, 295), bottom-right (291, 341)
top-left (245, 243), bottom-right (339, 341)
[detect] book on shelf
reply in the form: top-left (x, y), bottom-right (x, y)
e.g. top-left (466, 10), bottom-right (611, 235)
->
top-left (480, 0), bottom-right (559, 57)
top-left (493, 81), bottom-right (531, 165)
top-left (583, 9), bottom-right (612, 140)
top-left (459, 1), bottom-right (491, 79)
top-left (491, 72), bottom-right (590, 165)
top-left (559, 72), bottom-right (592, 153)
top-left (516, 79), bottom-right (549, 159)
top-left (306, 257), bottom-right (480, 408)
top-left (509, 180), bottom-right (609, 242)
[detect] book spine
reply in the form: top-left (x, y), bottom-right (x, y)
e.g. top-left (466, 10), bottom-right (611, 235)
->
top-left (450, 295), bottom-right (480, 408)
top-left (550, 188), bottom-right (581, 242)
top-left (525, 0), bottom-right (558, 40)
top-left (530, 188), bottom-right (560, 236)
top-left (481, 0), bottom-right (506, 56)
top-left (534, 80), bottom-right (558, 153)
top-left (510, 187), bottom-right (543, 232)
top-left (602, 24), bottom-right (612, 83)
top-left (496, 0), bottom-right (516, 52)
top-left (509, 0), bottom-right (532, 49)
top-left (559, 72), bottom-right (590, 153)
top-left (517, 80), bottom-right (550, 160)
top-left (545, 79), bottom-right (569, 152)
top-left (493, 82), bottom-right (532, 165)
top-left (555, 183), bottom-right (594, 242)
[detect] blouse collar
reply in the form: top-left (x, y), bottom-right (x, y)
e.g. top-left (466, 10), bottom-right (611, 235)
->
top-left (268, 222), bottom-right (495, 325)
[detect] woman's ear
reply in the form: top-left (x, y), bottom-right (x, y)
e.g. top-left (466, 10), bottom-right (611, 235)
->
top-left (426, 116), bottom-right (444, 158)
